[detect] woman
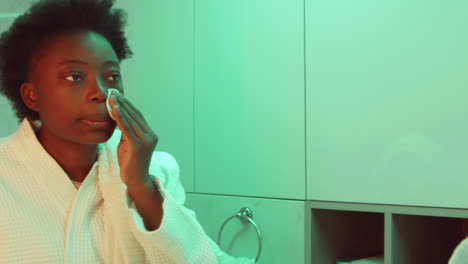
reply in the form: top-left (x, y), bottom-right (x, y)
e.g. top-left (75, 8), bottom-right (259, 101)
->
top-left (0, 0), bottom-right (254, 263)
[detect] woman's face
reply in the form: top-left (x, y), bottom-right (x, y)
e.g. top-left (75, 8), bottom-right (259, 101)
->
top-left (23, 30), bottom-right (123, 144)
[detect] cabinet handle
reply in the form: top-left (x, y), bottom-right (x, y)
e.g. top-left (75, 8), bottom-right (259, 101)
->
top-left (217, 207), bottom-right (262, 263)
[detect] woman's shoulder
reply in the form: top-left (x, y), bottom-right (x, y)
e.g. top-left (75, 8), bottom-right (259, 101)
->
top-left (0, 134), bottom-right (13, 148)
top-left (0, 134), bottom-right (23, 170)
top-left (151, 151), bottom-right (179, 173)
top-left (0, 137), bottom-right (7, 149)
top-left (106, 129), bottom-right (180, 177)
top-left (105, 130), bottom-right (185, 203)
top-left (150, 151), bottom-right (185, 204)
top-left (150, 151), bottom-right (180, 186)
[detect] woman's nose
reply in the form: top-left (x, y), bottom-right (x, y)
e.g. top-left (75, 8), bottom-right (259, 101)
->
top-left (89, 79), bottom-right (109, 102)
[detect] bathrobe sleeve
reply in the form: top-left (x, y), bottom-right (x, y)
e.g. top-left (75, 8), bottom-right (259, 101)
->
top-left (449, 237), bottom-right (468, 264)
top-left (124, 151), bottom-right (256, 264)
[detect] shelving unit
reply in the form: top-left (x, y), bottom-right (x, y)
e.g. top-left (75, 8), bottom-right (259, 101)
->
top-left (310, 209), bottom-right (384, 263)
top-left (391, 214), bottom-right (461, 263)
top-left (305, 201), bottom-right (468, 264)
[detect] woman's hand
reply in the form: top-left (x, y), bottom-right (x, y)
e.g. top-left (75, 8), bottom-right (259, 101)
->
top-left (109, 91), bottom-right (164, 231)
top-left (109, 91), bottom-right (159, 188)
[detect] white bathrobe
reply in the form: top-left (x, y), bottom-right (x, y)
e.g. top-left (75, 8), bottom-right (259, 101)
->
top-left (449, 237), bottom-right (468, 264)
top-left (0, 118), bottom-right (255, 264)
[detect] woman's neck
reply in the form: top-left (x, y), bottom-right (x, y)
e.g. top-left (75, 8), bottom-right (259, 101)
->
top-left (35, 127), bottom-right (98, 182)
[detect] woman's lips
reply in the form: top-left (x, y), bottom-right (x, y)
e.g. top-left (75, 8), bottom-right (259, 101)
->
top-left (81, 119), bottom-right (114, 128)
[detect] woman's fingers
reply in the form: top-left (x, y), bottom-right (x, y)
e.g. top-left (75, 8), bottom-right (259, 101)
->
top-left (115, 94), bottom-right (150, 135)
top-left (118, 93), bottom-right (148, 123)
top-left (111, 93), bottom-right (156, 141)
top-left (111, 95), bottom-right (137, 140)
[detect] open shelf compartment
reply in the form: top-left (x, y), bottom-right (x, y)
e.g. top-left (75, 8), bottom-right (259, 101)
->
top-left (390, 214), bottom-right (467, 264)
top-left (310, 209), bottom-right (384, 263)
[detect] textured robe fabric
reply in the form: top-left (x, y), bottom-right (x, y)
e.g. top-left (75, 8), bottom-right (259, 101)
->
top-left (450, 237), bottom-right (468, 264)
top-left (0, 118), bottom-right (255, 264)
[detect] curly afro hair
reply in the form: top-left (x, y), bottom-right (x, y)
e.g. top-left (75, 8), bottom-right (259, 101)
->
top-left (0, 0), bottom-right (134, 123)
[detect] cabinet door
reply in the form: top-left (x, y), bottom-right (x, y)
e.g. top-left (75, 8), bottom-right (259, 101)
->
top-left (194, 0), bottom-right (305, 199)
top-left (0, 0), bottom-right (36, 14)
top-left (185, 193), bottom-right (305, 264)
top-left (0, 15), bottom-right (22, 138)
top-left (0, 94), bottom-right (17, 138)
top-left (306, 0), bottom-right (468, 207)
top-left (1, 1), bottom-right (36, 137)
top-left (116, 0), bottom-right (195, 191)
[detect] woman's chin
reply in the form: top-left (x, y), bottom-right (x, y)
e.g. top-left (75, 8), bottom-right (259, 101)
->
top-left (82, 127), bottom-right (117, 144)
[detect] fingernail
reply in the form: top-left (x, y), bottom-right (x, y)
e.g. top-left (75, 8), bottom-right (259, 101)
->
top-left (108, 89), bottom-right (118, 102)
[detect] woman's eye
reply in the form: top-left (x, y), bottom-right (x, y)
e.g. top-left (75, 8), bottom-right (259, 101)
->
top-left (65, 74), bottom-right (83, 82)
top-left (108, 73), bottom-right (121, 81)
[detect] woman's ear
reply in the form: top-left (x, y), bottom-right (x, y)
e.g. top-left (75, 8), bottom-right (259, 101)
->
top-left (20, 82), bottom-right (40, 111)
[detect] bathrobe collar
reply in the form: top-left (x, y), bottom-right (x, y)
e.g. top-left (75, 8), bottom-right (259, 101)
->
top-left (8, 118), bottom-right (139, 263)
top-left (9, 118), bottom-right (86, 215)
top-left (7, 117), bottom-right (127, 215)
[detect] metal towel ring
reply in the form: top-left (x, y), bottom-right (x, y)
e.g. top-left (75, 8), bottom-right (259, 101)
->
top-left (217, 207), bottom-right (262, 263)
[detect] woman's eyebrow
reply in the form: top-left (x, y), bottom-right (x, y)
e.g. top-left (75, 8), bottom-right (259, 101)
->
top-left (56, 59), bottom-right (120, 68)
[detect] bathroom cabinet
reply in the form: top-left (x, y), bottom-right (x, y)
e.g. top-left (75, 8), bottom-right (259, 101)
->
top-left (306, 201), bottom-right (468, 264)
top-left (186, 193), bottom-right (306, 264)
top-left (193, 0), bottom-right (305, 199)
top-left (185, 195), bottom-right (468, 263)
top-left (306, 0), bottom-right (468, 208)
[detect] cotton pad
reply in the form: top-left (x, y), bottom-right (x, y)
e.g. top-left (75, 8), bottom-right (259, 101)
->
top-left (106, 88), bottom-right (120, 120)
